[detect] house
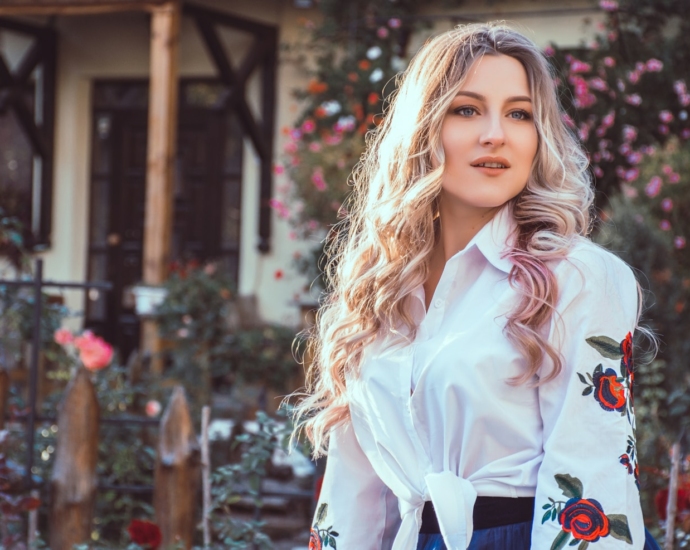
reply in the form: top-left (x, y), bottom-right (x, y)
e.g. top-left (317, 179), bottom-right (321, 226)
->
top-left (0, 0), bottom-right (604, 360)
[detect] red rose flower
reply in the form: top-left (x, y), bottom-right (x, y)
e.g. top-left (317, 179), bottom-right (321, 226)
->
top-left (559, 498), bottom-right (610, 542)
top-left (309, 528), bottom-right (322, 550)
top-left (127, 519), bottom-right (162, 549)
top-left (655, 485), bottom-right (690, 521)
top-left (592, 368), bottom-right (626, 411)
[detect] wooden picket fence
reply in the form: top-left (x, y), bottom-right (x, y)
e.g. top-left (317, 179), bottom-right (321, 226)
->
top-left (49, 369), bottom-right (201, 550)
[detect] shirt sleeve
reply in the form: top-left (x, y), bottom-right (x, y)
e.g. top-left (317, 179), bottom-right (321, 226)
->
top-left (531, 246), bottom-right (645, 550)
top-left (309, 420), bottom-right (400, 550)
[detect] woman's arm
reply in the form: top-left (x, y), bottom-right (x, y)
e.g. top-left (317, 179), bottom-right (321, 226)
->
top-left (531, 244), bottom-right (644, 550)
top-left (309, 420), bottom-right (400, 550)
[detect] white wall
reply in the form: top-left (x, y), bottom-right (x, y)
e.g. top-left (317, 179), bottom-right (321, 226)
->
top-left (1, 0), bottom-right (603, 332)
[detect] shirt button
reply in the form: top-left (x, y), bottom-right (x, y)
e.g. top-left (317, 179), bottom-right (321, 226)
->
top-left (434, 299), bottom-right (443, 308)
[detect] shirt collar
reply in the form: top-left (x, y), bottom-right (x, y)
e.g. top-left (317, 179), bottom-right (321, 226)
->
top-left (471, 202), bottom-right (516, 274)
top-left (409, 204), bottom-right (516, 306)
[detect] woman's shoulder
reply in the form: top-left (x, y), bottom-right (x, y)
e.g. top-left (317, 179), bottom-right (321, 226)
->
top-left (551, 235), bottom-right (637, 297)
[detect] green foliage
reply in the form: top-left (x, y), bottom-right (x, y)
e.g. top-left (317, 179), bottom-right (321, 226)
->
top-left (205, 408), bottom-right (299, 550)
top-left (155, 260), bottom-right (300, 412)
top-left (0, 284), bottom-right (72, 372)
top-left (0, 206), bottom-right (28, 271)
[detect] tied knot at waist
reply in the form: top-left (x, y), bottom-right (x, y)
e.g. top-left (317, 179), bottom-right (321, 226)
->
top-left (394, 471), bottom-right (478, 550)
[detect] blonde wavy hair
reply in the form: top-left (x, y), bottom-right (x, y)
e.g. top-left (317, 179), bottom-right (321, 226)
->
top-left (293, 23), bottom-right (597, 457)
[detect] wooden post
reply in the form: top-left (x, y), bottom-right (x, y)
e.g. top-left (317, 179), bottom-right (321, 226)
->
top-left (154, 386), bottom-right (200, 549)
top-left (665, 440), bottom-right (681, 550)
top-left (0, 369), bottom-right (8, 430)
top-left (201, 405), bottom-right (211, 547)
top-left (50, 368), bottom-right (99, 550)
top-left (141, 0), bottom-right (181, 372)
top-left (28, 489), bottom-right (39, 545)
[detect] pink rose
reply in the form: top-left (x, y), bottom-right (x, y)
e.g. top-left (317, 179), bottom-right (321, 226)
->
top-left (646, 58), bottom-right (663, 72)
top-left (73, 331), bottom-right (113, 371)
top-left (599, 0), bottom-right (618, 11)
top-left (645, 176), bottom-right (662, 198)
top-left (570, 60), bottom-right (592, 74)
top-left (659, 110), bottom-right (674, 123)
top-left (146, 400), bottom-right (162, 417)
top-left (54, 328), bottom-right (74, 346)
top-left (627, 70), bottom-right (640, 84)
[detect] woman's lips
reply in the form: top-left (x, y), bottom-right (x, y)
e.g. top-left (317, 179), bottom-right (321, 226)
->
top-left (472, 165), bottom-right (508, 176)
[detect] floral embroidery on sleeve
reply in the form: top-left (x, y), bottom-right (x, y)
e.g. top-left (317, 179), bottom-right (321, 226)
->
top-left (541, 474), bottom-right (633, 549)
top-left (309, 503), bottom-right (340, 550)
top-left (578, 332), bottom-right (639, 486)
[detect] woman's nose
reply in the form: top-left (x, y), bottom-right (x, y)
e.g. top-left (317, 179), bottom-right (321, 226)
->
top-left (480, 116), bottom-right (506, 147)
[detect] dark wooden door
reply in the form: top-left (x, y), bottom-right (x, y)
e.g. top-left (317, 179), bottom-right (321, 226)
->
top-left (86, 82), bottom-right (241, 360)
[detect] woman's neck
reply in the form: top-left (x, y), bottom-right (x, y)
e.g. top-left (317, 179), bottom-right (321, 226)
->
top-left (434, 199), bottom-right (502, 263)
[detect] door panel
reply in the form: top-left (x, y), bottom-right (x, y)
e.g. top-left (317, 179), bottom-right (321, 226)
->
top-left (86, 82), bottom-right (240, 361)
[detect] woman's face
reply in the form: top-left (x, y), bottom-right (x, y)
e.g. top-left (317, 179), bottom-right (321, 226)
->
top-left (439, 54), bottom-right (538, 215)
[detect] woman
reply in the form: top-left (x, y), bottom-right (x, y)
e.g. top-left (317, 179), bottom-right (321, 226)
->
top-left (294, 23), bottom-right (660, 550)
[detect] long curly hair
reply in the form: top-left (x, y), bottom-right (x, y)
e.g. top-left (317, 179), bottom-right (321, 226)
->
top-left (293, 23), bottom-right (596, 457)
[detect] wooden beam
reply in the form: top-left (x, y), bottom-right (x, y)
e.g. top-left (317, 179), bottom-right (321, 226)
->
top-left (0, 0), bottom-right (167, 16)
top-left (141, 0), bottom-right (180, 369)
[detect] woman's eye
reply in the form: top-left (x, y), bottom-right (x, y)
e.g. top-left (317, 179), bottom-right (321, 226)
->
top-left (509, 110), bottom-right (532, 120)
top-left (454, 106), bottom-right (477, 117)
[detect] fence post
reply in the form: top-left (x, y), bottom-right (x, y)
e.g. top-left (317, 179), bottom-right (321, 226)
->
top-left (0, 369), bottom-right (8, 430)
top-left (201, 405), bottom-right (211, 547)
top-left (50, 367), bottom-right (99, 550)
top-left (664, 440), bottom-right (681, 550)
top-left (154, 386), bottom-right (200, 549)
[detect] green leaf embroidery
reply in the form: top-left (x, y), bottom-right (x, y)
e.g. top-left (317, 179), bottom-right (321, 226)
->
top-left (316, 503), bottom-right (328, 524)
top-left (577, 372), bottom-right (587, 384)
top-left (555, 474), bottom-right (584, 499)
top-left (587, 336), bottom-right (623, 359)
top-left (542, 510), bottom-right (552, 524)
top-left (582, 387), bottom-right (593, 396)
top-left (568, 539), bottom-right (580, 546)
top-left (608, 514), bottom-right (633, 544)
top-left (578, 542), bottom-right (590, 550)
top-left (330, 531), bottom-right (339, 537)
top-left (593, 364), bottom-right (603, 375)
top-left (586, 336), bottom-right (623, 360)
top-left (550, 530), bottom-right (571, 550)
top-left (551, 508), bottom-right (558, 521)
top-left (543, 503), bottom-right (552, 510)
top-left (330, 537), bottom-right (337, 549)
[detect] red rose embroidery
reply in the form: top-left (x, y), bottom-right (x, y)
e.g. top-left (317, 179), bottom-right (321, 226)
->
top-left (559, 498), bottom-right (610, 542)
top-left (592, 368), bottom-right (626, 412)
top-left (127, 519), bottom-right (162, 549)
top-left (620, 332), bottom-right (633, 374)
top-left (309, 528), bottom-right (322, 550)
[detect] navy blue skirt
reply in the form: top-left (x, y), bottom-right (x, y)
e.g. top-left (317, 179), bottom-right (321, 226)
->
top-left (416, 521), bottom-right (662, 550)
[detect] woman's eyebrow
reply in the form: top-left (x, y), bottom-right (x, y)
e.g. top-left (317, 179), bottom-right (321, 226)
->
top-left (454, 91), bottom-right (532, 103)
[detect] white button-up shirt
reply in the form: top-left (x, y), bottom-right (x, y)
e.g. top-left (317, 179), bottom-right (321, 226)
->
top-left (309, 204), bottom-right (644, 550)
